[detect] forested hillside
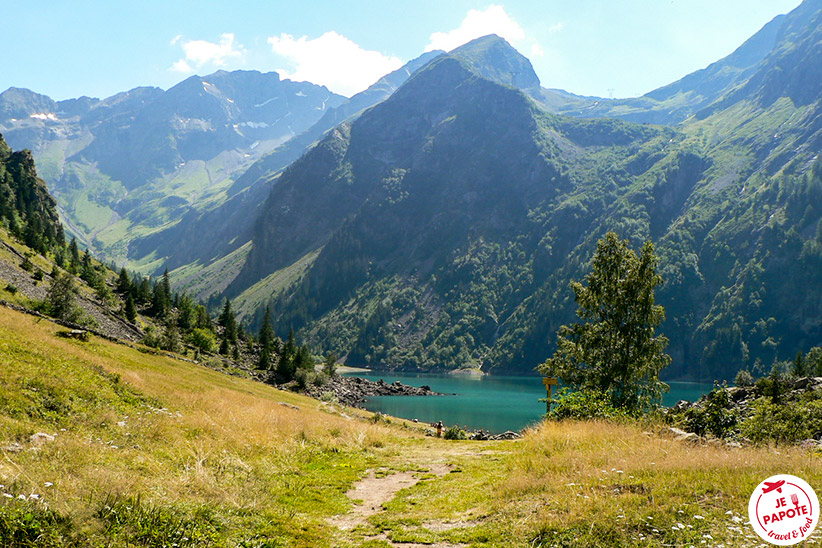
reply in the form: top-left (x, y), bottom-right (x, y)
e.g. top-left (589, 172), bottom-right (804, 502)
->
top-left (223, 13), bottom-right (822, 381)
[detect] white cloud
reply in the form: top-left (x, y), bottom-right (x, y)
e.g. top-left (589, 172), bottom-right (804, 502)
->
top-left (425, 5), bottom-right (526, 52)
top-left (530, 44), bottom-right (545, 58)
top-left (268, 31), bottom-right (402, 97)
top-left (170, 33), bottom-right (246, 74)
top-left (548, 22), bottom-right (564, 34)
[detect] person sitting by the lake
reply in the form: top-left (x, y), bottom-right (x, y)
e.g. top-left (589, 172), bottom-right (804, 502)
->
top-left (436, 420), bottom-right (444, 438)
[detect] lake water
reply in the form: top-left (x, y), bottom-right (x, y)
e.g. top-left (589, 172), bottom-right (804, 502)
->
top-left (344, 371), bottom-right (713, 433)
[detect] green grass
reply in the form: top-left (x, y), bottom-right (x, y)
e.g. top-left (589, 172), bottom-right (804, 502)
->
top-left (232, 247), bottom-right (322, 320)
top-left (1, 305), bottom-right (821, 547)
top-left (171, 241), bottom-right (254, 302)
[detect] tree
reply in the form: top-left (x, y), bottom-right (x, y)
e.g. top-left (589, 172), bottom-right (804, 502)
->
top-left (68, 237), bottom-right (80, 272)
top-left (218, 298), bottom-right (238, 356)
top-left (539, 232), bottom-right (671, 413)
top-left (323, 351), bottom-right (338, 377)
top-left (257, 306), bottom-right (275, 370)
top-left (276, 329), bottom-right (297, 381)
top-left (48, 271), bottom-right (80, 322)
top-left (124, 294), bottom-right (137, 323)
top-left (116, 267), bottom-right (131, 294)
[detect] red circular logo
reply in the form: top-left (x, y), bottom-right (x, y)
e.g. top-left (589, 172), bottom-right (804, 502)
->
top-left (749, 474), bottom-right (819, 545)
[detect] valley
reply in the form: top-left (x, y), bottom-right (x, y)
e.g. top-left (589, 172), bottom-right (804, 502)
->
top-left (1, 2), bottom-right (822, 544)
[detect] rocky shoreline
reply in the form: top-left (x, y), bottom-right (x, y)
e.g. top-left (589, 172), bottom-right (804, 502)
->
top-left (302, 375), bottom-right (443, 407)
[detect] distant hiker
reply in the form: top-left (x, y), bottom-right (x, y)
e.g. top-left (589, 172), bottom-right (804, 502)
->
top-left (436, 420), bottom-right (444, 438)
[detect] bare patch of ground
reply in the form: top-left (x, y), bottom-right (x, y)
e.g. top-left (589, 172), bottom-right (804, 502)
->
top-left (328, 463), bottom-right (453, 531)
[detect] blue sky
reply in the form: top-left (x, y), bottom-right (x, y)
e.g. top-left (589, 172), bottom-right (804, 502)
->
top-left (1, 1), bottom-right (803, 101)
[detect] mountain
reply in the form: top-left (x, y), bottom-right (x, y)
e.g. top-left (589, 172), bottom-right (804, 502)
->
top-left (537, 8), bottom-right (788, 125)
top-left (0, 71), bottom-right (345, 265)
top-left (129, 52), bottom-right (449, 299)
top-left (228, 51), bottom-right (445, 197)
top-left (215, 9), bottom-right (822, 382)
top-left (0, 132), bottom-right (64, 254)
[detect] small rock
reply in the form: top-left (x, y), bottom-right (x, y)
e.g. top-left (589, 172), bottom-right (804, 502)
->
top-left (30, 432), bottom-right (56, 446)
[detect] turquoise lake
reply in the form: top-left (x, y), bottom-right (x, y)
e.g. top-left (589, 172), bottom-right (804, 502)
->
top-left (344, 372), bottom-right (713, 433)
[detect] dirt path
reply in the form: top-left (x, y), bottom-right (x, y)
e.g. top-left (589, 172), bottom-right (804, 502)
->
top-left (327, 443), bottom-right (498, 547)
top-left (328, 465), bottom-right (451, 531)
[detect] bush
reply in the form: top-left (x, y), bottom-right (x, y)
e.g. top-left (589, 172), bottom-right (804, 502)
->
top-left (680, 388), bottom-right (738, 438)
top-left (5, 283), bottom-right (18, 295)
top-left (734, 369), bottom-right (754, 387)
top-left (189, 328), bottom-right (216, 353)
top-left (443, 425), bottom-right (468, 440)
top-left (740, 398), bottom-right (822, 444)
top-left (548, 388), bottom-right (630, 421)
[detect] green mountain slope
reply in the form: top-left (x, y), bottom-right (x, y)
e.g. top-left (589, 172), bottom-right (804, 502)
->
top-left (224, 14), bottom-right (822, 381)
top-left (0, 72), bottom-right (345, 267)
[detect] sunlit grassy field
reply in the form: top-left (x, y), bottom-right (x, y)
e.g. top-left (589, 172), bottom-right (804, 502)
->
top-left (1, 305), bottom-right (820, 547)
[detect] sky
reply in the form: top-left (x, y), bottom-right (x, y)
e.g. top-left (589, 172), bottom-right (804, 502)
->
top-left (0, 0), bottom-right (804, 101)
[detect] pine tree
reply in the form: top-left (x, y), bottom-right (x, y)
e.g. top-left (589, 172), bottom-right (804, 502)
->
top-left (257, 305), bottom-right (275, 370)
top-left (116, 267), bottom-right (131, 294)
top-left (218, 299), bottom-right (237, 345)
top-left (125, 294), bottom-right (137, 323)
top-left (48, 271), bottom-right (79, 322)
top-left (276, 329), bottom-right (297, 381)
top-left (539, 232), bottom-right (671, 413)
top-left (69, 237), bottom-right (80, 272)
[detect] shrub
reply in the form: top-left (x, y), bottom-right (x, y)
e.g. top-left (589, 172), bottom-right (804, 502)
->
top-left (734, 369), bottom-right (754, 387)
top-left (443, 425), bottom-right (468, 440)
top-left (189, 328), bottom-right (216, 353)
top-left (740, 398), bottom-right (822, 444)
top-left (5, 283), bottom-right (18, 295)
top-left (681, 388), bottom-right (738, 438)
top-left (548, 388), bottom-right (630, 421)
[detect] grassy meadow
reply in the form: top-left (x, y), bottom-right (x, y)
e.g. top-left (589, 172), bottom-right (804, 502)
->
top-left (1, 305), bottom-right (820, 547)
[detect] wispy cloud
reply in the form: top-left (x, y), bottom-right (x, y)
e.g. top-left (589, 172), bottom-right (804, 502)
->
top-left (170, 33), bottom-right (246, 74)
top-left (548, 22), bottom-right (564, 34)
top-left (425, 5), bottom-right (527, 52)
top-left (268, 31), bottom-right (402, 97)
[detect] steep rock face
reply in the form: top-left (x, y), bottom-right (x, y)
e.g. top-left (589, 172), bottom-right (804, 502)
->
top-left (0, 133), bottom-right (64, 254)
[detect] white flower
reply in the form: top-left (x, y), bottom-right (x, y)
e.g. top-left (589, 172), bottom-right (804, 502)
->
top-left (44, 482), bottom-right (53, 488)
top-left (694, 515), bottom-right (705, 520)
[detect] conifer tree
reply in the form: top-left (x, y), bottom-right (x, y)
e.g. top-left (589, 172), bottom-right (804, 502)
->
top-left (125, 294), bottom-right (137, 323)
top-left (116, 267), bottom-right (131, 294)
top-left (68, 237), bottom-right (80, 271)
top-left (276, 329), bottom-right (297, 381)
top-left (257, 305), bottom-right (275, 370)
top-left (218, 299), bottom-right (238, 356)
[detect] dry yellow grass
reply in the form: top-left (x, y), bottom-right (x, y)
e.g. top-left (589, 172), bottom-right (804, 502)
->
top-left (2, 305), bottom-right (821, 547)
